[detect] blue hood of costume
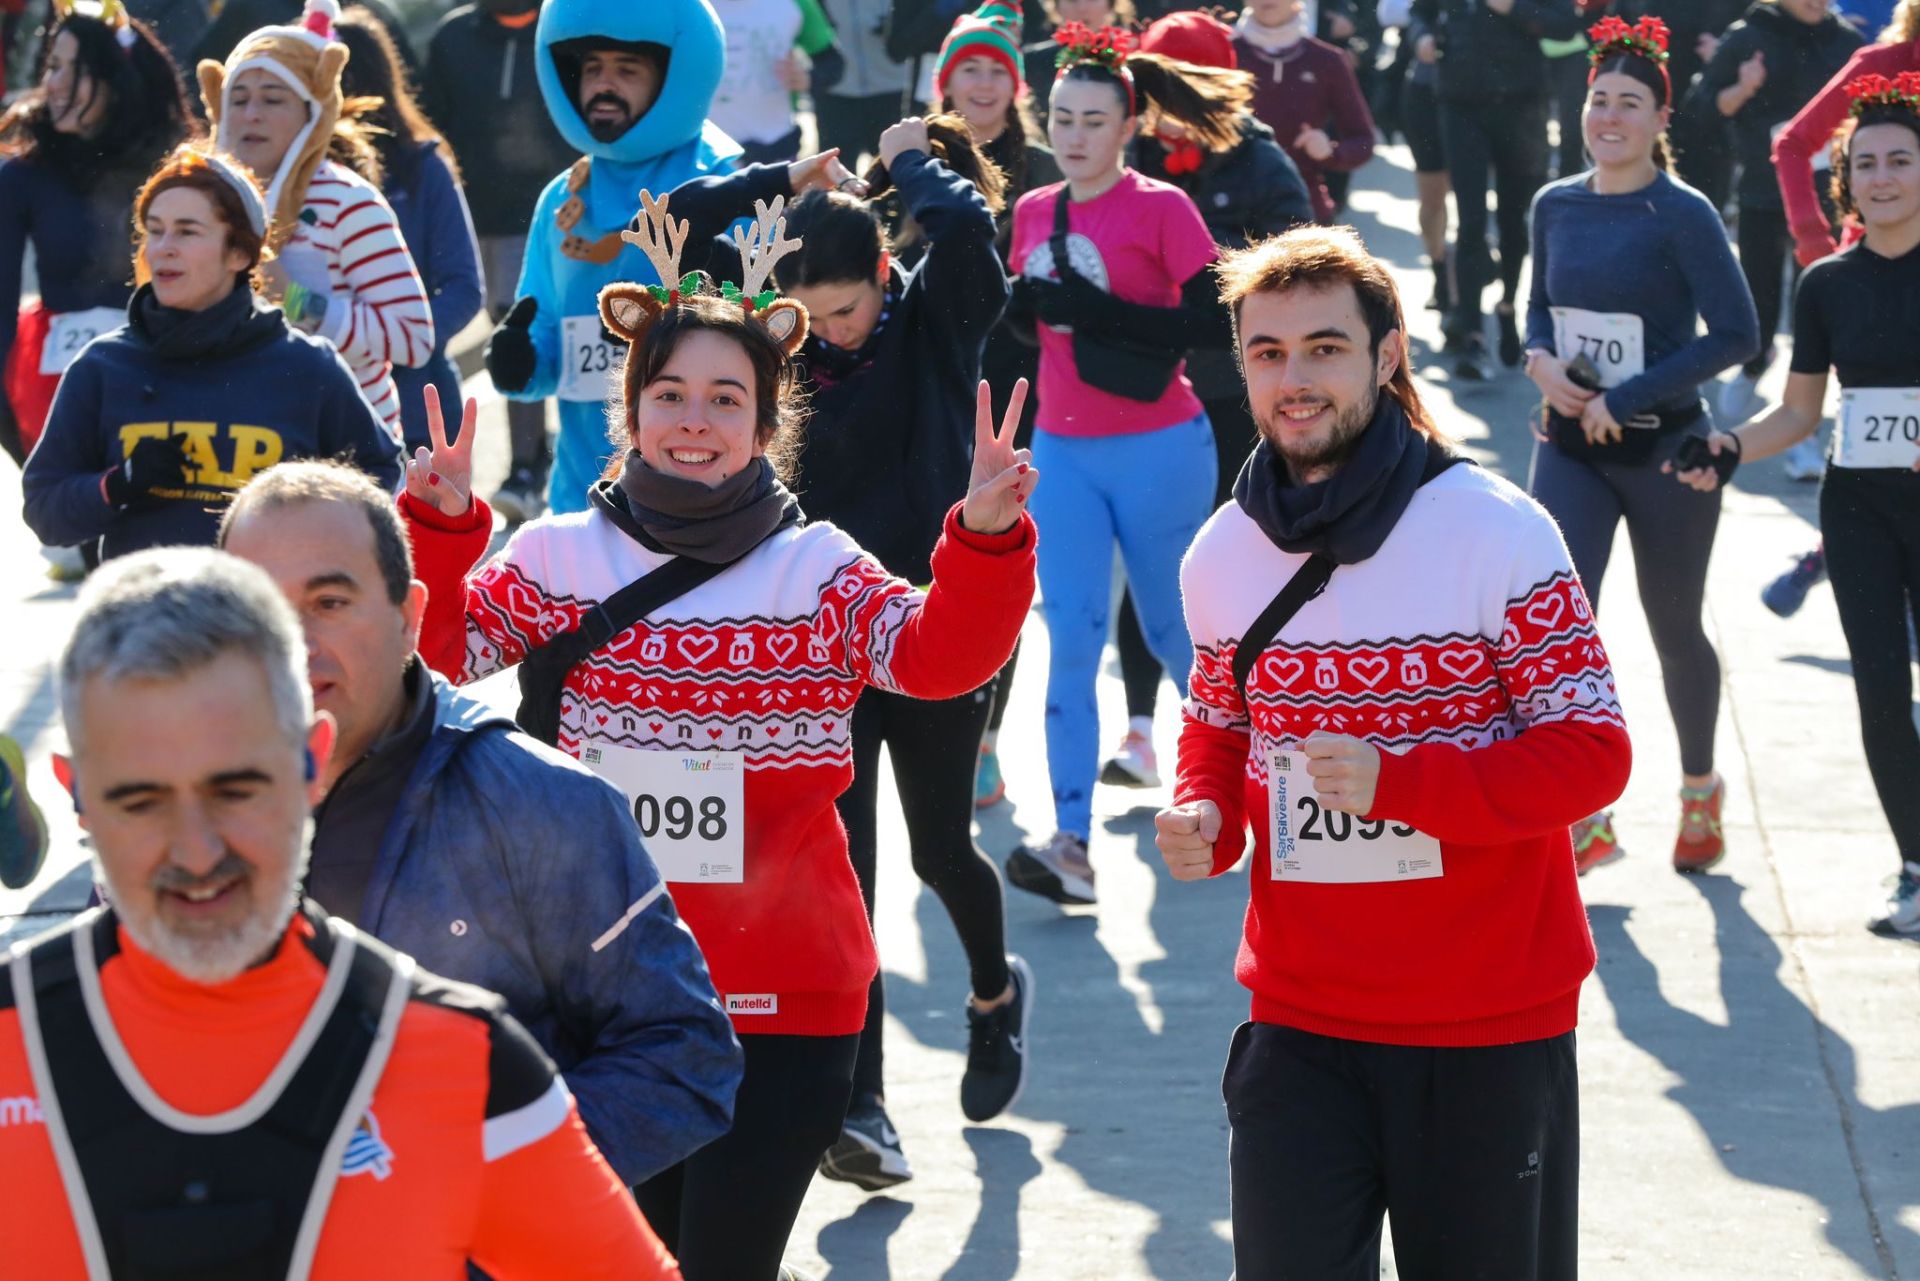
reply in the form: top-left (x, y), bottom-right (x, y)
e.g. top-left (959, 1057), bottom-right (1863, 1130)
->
top-left (537, 0), bottom-right (729, 164)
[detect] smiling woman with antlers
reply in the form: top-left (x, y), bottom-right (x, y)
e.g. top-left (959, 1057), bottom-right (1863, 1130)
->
top-left (394, 187), bottom-right (1040, 1281)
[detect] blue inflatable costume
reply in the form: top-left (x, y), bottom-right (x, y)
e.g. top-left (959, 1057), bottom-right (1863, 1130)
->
top-left (501, 0), bottom-right (739, 513)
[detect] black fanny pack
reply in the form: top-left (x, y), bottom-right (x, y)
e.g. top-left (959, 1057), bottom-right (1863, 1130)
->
top-left (1547, 398), bottom-right (1704, 466)
top-left (1049, 190), bottom-right (1181, 403)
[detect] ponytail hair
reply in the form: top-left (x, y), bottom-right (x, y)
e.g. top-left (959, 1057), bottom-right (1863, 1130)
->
top-left (1057, 52), bottom-right (1253, 152)
top-left (778, 114), bottom-right (1006, 287)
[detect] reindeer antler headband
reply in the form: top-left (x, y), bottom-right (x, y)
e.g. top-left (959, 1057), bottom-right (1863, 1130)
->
top-left (599, 189), bottom-right (811, 359)
top-left (1846, 70), bottom-right (1920, 117)
top-left (1054, 22), bottom-right (1138, 114)
top-left (1587, 15), bottom-right (1671, 101)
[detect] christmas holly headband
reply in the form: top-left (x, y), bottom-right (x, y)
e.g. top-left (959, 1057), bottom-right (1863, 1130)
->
top-left (1845, 71), bottom-right (1920, 118)
top-left (1587, 15), bottom-right (1670, 101)
top-left (599, 190), bottom-right (810, 359)
top-left (1054, 22), bottom-right (1138, 114)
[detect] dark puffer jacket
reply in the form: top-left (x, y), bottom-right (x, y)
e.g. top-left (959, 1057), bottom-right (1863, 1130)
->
top-left (1684, 1), bottom-right (1863, 210)
top-left (1409, 0), bottom-right (1582, 100)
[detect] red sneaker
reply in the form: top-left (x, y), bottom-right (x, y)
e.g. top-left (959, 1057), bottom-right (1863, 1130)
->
top-left (1572, 812), bottom-right (1624, 876)
top-left (1673, 777), bottom-right (1726, 873)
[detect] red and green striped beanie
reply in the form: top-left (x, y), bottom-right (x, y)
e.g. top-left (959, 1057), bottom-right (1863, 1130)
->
top-left (935, 0), bottom-right (1025, 99)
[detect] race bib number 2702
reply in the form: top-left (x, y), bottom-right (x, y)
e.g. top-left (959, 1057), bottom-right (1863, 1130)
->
top-left (1267, 747), bottom-right (1443, 884)
top-left (578, 742), bottom-right (744, 883)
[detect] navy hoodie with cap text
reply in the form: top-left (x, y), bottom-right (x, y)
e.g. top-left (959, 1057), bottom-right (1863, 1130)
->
top-left (22, 283), bottom-right (401, 559)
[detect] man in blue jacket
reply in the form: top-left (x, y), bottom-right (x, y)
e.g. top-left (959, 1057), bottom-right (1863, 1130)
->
top-left (482, 0), bottom-right (741, 517)
top-left (218, 460), bottom-right (742, 1187)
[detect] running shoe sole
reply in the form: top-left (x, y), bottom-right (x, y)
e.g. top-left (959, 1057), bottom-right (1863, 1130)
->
top-left (1868, 916), bottom-right (1920, 939)
top-left (1575, 845), bottom-right (1624, 877)
top-left (818, 1128), bottom-right (912, 1192)
top-left (1673, 847), bottom-right (1726, 875)
top-left (1098, 757), bottom-right (1160, 788)
top-left (1005, 849), bottom-right (1096, 906)
top-left (974, 779), bottom-right (1006, 808)
top-left (962, 955), bottom-right (1035, 1123)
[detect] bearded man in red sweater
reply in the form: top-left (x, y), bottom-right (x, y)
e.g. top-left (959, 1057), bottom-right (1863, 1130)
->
top-left (1156, 225), bottom-right (1631, 1281)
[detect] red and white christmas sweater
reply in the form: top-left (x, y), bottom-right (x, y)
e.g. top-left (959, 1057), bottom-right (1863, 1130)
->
top-left (404, 493), bottom-right (1036, 1036)
top-left (1176, 463), bottom-right (1632, 1047)
top-left (278, 161), bottom-right (434, 441)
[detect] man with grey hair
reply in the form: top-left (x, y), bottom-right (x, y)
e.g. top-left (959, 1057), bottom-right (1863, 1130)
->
top-left (219, 459), bottom-right (741, 1189)
top-left (0, 549), bottom-right (684, 1278)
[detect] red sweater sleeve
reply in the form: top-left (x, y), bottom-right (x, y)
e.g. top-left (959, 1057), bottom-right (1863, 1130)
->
top-left (837, 504), bottom-right (1036, 699)
top-left (399, 491), bottom-right (494, 682)
top-left (470, 1100), bottom-right (682, 1280)
top-left (1369, 571), bottom-right (1632, 844)
top-left (1173, 637), bottom-right (1253, 875)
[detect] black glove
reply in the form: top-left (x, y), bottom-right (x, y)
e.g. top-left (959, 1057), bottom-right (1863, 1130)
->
top-left (1028, 273), bottom-right (1111, 329)
top-left (1673, 432), bottom-right (1741, 485)
top-left (486, 296), bottom-right (539, 393)
top-left (104, 435), bottom-right (189, 507)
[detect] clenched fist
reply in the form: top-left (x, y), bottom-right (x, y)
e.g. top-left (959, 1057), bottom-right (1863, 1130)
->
top-left (1156, 800), bottom-right (1223, 881)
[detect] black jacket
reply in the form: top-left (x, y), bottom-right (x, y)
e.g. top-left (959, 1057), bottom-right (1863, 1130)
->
top-left (189, 0), bottom-right (414, 68)
top-left (666, 152), bottom-right (1010, 584)
top-left (421, 5), bottom-right (581, 238)
top-left (1131, 116), bottom-right (1313, 398)
top-left (1409, 0), bottom-right (1581, 100)
top-left (1684, 2), bottom-right (1863, 208)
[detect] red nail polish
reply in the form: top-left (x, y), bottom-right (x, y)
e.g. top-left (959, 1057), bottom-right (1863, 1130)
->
top-left (428, 472), bottom-right (440, 486)
top-left (1018, 463), bottom-right (1028, 474)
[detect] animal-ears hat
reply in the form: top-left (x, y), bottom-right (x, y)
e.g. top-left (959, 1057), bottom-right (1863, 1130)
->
top-left (599, 189), bottom-right (811, 360)
top-left (198, 0), bottom-right (348, 249)
top-left (1586, 14), bottom-right (1670, 102)
top-left (935, 0), bottom-right (1025, 99)
top-left (50, 0), bottom-right (138, 49)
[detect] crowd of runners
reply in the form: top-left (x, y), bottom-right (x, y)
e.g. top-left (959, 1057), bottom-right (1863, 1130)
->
top-left (0, 0), bottom-right (1913, 1273)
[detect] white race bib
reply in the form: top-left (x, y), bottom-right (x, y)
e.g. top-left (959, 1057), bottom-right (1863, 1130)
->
top-left (39, 306), bottom-right (122, 376)
top-left (1267, 747), bottom-right (1443, 884)
top-left (559, 314), bottom-right (623, 403)
top-left (577, 742), bottom-right (745, 883)
top-left (1835, 388), bottom-right (1920, 470)
top-left (1550, 307), bottom-right (1645, 389)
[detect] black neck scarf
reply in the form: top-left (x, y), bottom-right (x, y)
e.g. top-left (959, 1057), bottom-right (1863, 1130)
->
top-left (1233, 394), bottom-right (1445, 565)
top-left (130, 278), bottom-right (284, 362)
top-left (592, 452), bottom-right (800, 564)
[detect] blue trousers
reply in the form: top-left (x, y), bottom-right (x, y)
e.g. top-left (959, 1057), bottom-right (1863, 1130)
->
top-left (1030, 412), bottom-right (1217, 839)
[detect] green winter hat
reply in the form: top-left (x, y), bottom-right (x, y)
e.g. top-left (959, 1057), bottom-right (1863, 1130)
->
top-left (935, 0), bottom-right (1024, 99)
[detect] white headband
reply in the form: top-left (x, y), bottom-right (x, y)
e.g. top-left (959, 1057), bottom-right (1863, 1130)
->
top-left (202, 152), bottom-right (269, 239)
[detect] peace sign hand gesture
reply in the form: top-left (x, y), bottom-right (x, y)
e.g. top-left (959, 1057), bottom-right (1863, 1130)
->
top-left (960, 378), bottom-right (1037, 535)
top-left (403, 385), bottom-right (480, 519)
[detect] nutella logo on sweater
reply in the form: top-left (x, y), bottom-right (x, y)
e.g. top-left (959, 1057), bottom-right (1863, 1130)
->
top-left (726, 994), bottom-right (778, 1015)
top-left (0, 1096), bottom-right (44, 1126)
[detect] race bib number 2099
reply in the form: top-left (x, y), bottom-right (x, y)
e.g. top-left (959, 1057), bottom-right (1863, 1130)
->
top-left (1268, 747), bottom-right (1443, 884)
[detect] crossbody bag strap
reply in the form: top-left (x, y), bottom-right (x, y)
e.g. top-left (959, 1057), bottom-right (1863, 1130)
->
top-left (1231, 552), bottom-right (1335, 706)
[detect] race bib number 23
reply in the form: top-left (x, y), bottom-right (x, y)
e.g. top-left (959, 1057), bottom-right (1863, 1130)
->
top-left (559, 314), bottom-right (623, 403)
top-left (1267, 747), bottom-right (1443, 884)
top-left (578, 742), bottom-right (744, 883)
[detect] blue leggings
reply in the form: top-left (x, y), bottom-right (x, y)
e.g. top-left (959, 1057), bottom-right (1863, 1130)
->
top-left (1030, 413), bottom-right (1217, 839)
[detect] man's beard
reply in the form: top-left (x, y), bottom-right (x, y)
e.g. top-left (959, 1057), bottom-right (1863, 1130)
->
top-left (1256, 383), bottom-right (1379, 480)
top-left (583, 93), bottom-right (635, 142)
top-left (106, 825), bottom-right (311, 985)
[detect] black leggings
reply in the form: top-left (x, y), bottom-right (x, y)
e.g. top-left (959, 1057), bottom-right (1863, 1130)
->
top-left (1440, 94), bottom-right (1549, 326)
top-left (1224, 1022), bottom-right (1579, 1281)
top-left (838, 684), bottom-right (1009, 1103)
top-left (1528, 431), bottom-right (1723, 777)
top-left (1822, 467), bottom-right (1920, 872)
top-left (634, 1032), bottom-right (858, 1281)
top-left (1114, 395), bottom-right (1256, 720)
top-left (1737, 204), bottom-right (1793, 377)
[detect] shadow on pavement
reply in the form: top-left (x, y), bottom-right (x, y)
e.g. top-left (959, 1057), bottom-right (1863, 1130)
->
top-left (1589, 879), bottom-right (1917, 1277)
top-left (817, 1196), bottom-right (913, 1279)
top-left (939, 1129), bottom-right (1044, 1281)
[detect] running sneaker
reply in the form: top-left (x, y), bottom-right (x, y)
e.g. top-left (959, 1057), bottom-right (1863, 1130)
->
top-left (1672, 777), bottom-right (1726, 873)
top-left (974, 744), bottom-right (1007, 808)
top-left (1716, 369), bottom-right (1765, 426)
top-left (1868, 863), bottom-right (1920, 938)
top-left (489, 468), bottom-right (547, 524)
top-left (39, 545), bottom-right (85, 583)
top-left (1453, 332), bottom-right (1492, 382)
top-left (1761, 547), bottom-right (1827, 618)
top-left (1099, 729), bottom-right (1161, 788)
top-left (1495, 306), bottom-right (1523, 368)
top-left (1571, 811), bottom-right (1623, 876)
top-left (818, 1097), bottom-right (912, 1192)
top-left (1782, 434), bottom-right (1826, 482)
top-left (0, 736), bottom-right (48, 891)
top-left (1006, 831), bottom-right (1096, 906)
top-left (961, 955), bottom-right (1034, 1122)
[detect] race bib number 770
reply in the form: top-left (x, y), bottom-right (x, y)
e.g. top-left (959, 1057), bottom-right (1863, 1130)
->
top-left (1267, 747), bottom-right (1443, 884)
